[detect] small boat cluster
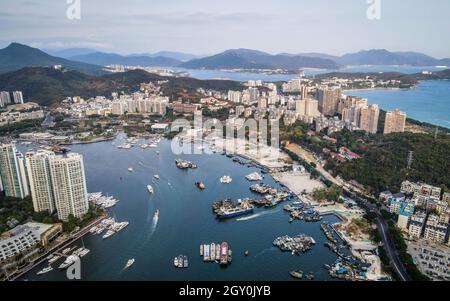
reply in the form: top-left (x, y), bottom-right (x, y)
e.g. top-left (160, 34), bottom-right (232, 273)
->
top-left (289, 270), bottom-right (315, 280)
top-left (320, 222), bottom-right (338, 244)
top-left (117, 135), bottom-right (162, 150)
top-left (245, 172), bottom-right (263, 181)
top-left (89, 217), bottom-right (129, 239)
top-left (212, 198), bottom-right (255, 219)
top-left (175, 159), bottom-right (197, 169)
top-left (250, 184), bottom-right (291, 208)
top-left (88, 192), bottom-right (119, 209)
top-left (57, 247), bottom-right (90, 269)
top-left (219, 175), bottom-right (232, 184)
top-left (174, 255), bottom-right (189, 268)
top-left (284, 202), bottom-right (321, 222)
top-left (273, 234), bottom-right (316, 255)
top-left (200, 242), bottom-right (231, 265)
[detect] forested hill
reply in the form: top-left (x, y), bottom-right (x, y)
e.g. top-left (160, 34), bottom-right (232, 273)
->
top-left (0, 67), bottom-right (244, 106)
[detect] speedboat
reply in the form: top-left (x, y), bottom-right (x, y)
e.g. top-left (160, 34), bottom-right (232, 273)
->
top-left (153, 175), bottom-right (160, 180)
top-left (37, 266), bottom-right (53, 275)
top-left (128, 167), bottom-right (134, 172)
top-left (147, 185), bottom-right (154, 194)
top-left (125, 258), bottom-right (135, 269)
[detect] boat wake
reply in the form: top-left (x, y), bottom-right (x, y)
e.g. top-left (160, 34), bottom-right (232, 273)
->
top-left (253, 247), bottom-right (277, 258)
top-left (236, 208), bottom-right (282, 221)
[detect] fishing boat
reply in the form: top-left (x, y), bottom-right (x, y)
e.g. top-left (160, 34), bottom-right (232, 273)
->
top-left (37, 266), bottom-right (53, 275)
top-left (124, 259), bottom-right (135, 269)
top-left (210, 243), bottom-right (216, 261)
top-left (220, 242), bottom-right (229, 265)
top-left (203, 244), bottom-right (210, 261)
top-left (177, 255), bottom-right (184, 268)
top-left (174, 257), bottom-right (179, 267)
top-left (200, 245), bottom-right (204, 256)
top-left (289, 270), bottom-right (303, 279)
top-left (183, 256), bottom-right (189, 268)
top-left (215, 244), bottom-right (220, 261)
top-left (147, 185), bottom-right (154, 194)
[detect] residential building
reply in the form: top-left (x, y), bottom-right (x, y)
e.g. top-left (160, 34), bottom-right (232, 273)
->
top-left (12, 91), bottom-right (24, 104)
top-left (423, 214), bottom-right (448, 244)
top-left (48, 153), bottom-right (89, 221)
top-left (359, 104), bottom-right (380, 134)
top-left (0, 144), bottom-right (29, 198)
top-left (316, 87), bottom-right (341, 116)
top-left (408, 211), bottom-right (427, 239)
top-left (0, 91), bottom-right (11, 107)
top-left (384, 109), bottom-right (406, 134)
top-left (25, 150), bottom-right (56, 213)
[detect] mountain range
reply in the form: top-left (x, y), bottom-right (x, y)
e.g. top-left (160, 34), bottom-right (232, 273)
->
top-left (68, 52), bottom-right (182, 67)
top-left (1, 43), bottom-right (449, 77)
top-left (0, 43), bottom-right (105, 75)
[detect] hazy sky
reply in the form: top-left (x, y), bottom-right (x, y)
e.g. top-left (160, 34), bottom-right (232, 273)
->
top-left (1, 0), bottom-right (450, 57)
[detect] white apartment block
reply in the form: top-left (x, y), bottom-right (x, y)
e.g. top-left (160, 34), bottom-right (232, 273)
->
top-left (0, 144), bottom-right (29, 199)
top-left (48, 153), bottom-right (89, 221)
top-left (0, 225), bottom-right (40, 262)
top-left (25, 150), bottom-right (57, 213)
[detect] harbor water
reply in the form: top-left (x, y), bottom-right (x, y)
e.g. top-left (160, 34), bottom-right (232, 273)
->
top-left (19, 135), bottom-right (344, 281)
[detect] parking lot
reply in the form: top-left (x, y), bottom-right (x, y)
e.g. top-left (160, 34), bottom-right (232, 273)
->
top-left (408, 241), bottom-right (450, 281)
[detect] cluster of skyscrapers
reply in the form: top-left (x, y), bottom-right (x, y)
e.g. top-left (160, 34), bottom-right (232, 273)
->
top-left (0, 91), bottom-right (24, 107)
top-left (0, 144), bottom-right (88, 221)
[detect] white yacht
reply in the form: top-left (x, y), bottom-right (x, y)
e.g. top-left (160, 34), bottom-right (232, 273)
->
top-left (125, 258), bottom-right (135, 269)
top-left (147, 185), bottom-right (154, 194)
top-left (37, 266), bottom-right (53, 275)
top-left (128, 167), bottom-right (134, 172)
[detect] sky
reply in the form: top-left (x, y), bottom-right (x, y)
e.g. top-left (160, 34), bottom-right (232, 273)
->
top-left (1, 0), bottom-right (450, 58)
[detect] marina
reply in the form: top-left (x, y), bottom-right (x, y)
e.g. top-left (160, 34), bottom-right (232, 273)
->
top-left (18, 135), bottom-right (360, 281)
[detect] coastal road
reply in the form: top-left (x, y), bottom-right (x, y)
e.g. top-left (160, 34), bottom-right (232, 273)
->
top-left (362, 201), bottom-right (411, 281)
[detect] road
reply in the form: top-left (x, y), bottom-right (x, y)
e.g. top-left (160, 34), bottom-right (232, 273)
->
top-left (361, 200), bottom-right (411, 281)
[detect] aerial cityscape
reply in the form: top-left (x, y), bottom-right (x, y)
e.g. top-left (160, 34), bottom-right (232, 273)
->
top-left (0, 0), bottom-right (450, 291)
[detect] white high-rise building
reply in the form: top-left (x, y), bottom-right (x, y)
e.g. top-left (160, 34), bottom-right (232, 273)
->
top-left (12, 91), bottom-right (24, 104)
top-left (48, 153), bottom-right (89, 221)
top-left (25, 150), bottom-right (56, 213)
top-left (0, 91), bottom-right (11, 107)
top-left (0, 144), bottom-right (29, 198)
